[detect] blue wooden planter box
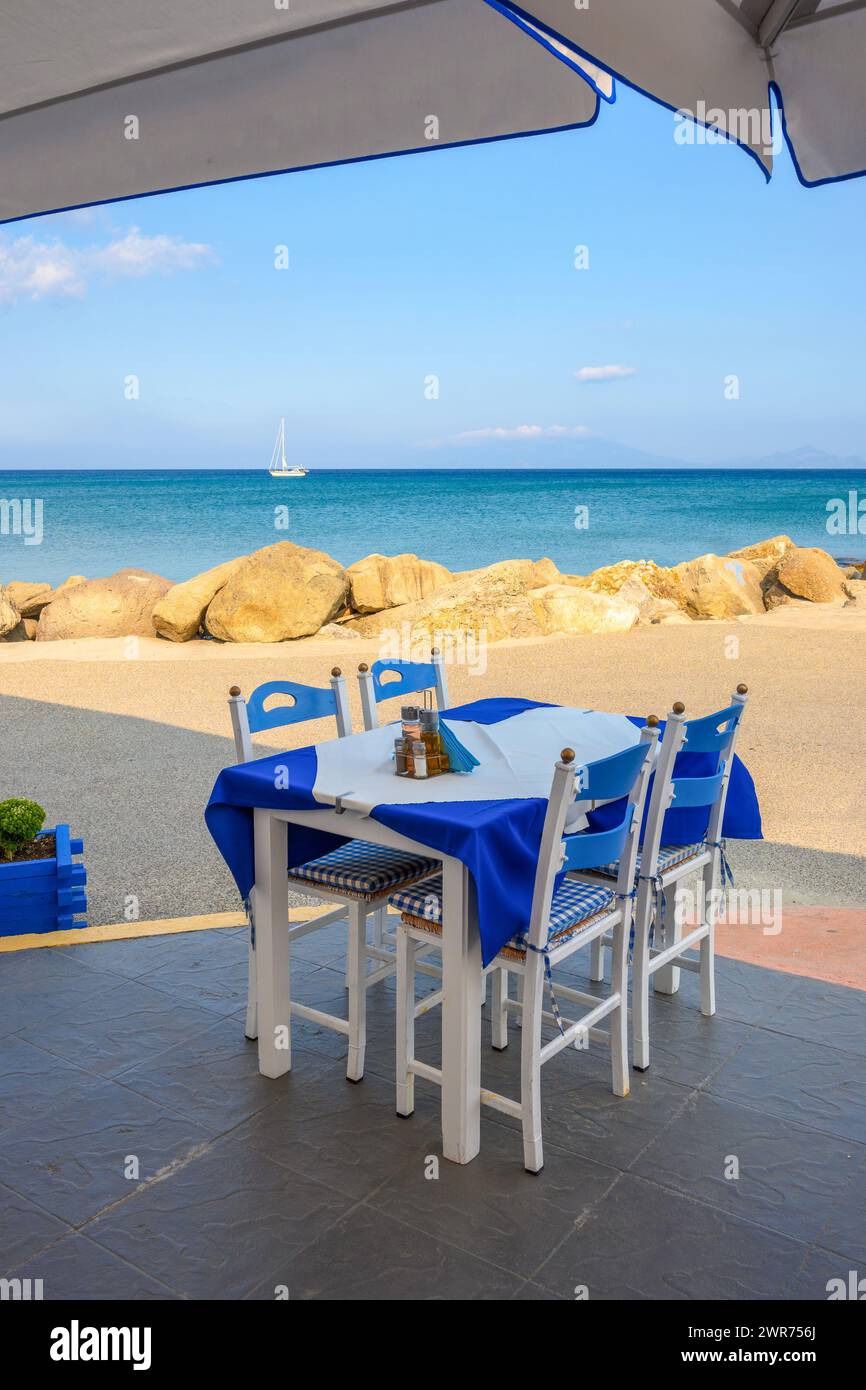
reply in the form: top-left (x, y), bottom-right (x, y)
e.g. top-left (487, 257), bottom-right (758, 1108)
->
top-left (0, 825), bottom-right (87, 936)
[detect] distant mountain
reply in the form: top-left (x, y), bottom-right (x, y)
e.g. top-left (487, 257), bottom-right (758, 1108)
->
top-left (418, 438), bottom-right (866, 472)
top-left (716, 445), bottom-right (866, 470)
top-left (421, 435), bottom-right (694, 470)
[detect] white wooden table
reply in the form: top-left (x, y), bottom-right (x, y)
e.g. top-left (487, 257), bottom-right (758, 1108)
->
top-left (252, 803), bottom-right (483, 1165)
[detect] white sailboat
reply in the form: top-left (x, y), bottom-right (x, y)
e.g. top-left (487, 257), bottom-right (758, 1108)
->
top-left (268, 417), bottom-right (308, 477)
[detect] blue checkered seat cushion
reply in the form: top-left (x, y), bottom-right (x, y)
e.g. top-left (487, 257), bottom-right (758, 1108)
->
top-left (590, 843), bottom-right (705, 879)
top-left (288, 843), bottom-right (438, 898)
top-left (390, 874), bottom-right (615, 957)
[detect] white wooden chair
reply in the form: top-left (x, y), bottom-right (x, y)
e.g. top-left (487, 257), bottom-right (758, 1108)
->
top-left (357, 650), bottom-right (449, 731)
top-left (227, 670), bottom-right (438, 1081)
top-left (389, 724), bottom-right (658, 1172)
top-left (578, 685), bottom-right (749, 1070)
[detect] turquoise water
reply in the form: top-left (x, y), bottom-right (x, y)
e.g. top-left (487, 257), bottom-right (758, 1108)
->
top-left (1, 469), bottom-right (863, 587)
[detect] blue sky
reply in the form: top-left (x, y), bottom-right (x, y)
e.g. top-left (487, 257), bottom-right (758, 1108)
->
top-left (1, 81), bottom-right (865, 471)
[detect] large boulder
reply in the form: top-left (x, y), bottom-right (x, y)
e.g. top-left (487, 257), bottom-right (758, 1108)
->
top-left (36, 570), bottom-right (171, 640)
top-left (347, 559), bottom-right (642, 643)
top-left (771, 546), bottom-right (847, 605)
top-left (451, 557), bottom-right (564, 586)
top-left (0, 586), bottom-right (20, 637)
top-left (572, 558), bottom-right (689, 610)
top-left (529, 584), bottom-right (640, 634)
top-left (671, 553), bottom-right (764, 619)
top-left (728, 535), bottom-right (796, 585)
top-left (5, 581), bottom-right (53, 617)
top-left (615, 575), bottom-right (685, 625)
top-left (347, 552), bottom-right (452, 615)
top-left (5, 576), bottom-right (88, 620)
top-left (347, 560), bottom-right (547, 643)
top-left (205, 541), bottom-right (349, 642)
top-left (152, 556), bottom-right (245, 642)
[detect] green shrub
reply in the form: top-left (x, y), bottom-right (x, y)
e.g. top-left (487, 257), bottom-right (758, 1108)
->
top-left (0, 798), bottom-right (46, 860)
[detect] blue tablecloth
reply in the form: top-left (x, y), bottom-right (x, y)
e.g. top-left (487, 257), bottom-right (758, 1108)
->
top-left (205, 697), bottom-right (761, 967)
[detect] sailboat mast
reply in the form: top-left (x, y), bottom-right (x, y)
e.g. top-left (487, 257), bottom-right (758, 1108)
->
top-left (268, 415), bottom-right (306, 476)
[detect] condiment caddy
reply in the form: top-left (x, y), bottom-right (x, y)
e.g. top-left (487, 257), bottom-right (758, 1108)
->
top-left (393, 701), bottom-right (449, 778)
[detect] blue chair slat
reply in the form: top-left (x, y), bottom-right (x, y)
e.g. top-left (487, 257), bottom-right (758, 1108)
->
top-left (680, 703), bottom-right (743, 754)
top-left (371, 659), bottom-right (437, 704)
top-left (245, 679), bottom-right (338, 734)
top-left (577, 739), bottom-right (650, 801)
top-left (563, 802), bottom-right (635, 873)
top-left (670, 766), bottom-right (727, 810)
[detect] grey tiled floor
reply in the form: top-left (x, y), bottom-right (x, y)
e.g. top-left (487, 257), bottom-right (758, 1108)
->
top-left (1, 925), bottom-right (864, 1301)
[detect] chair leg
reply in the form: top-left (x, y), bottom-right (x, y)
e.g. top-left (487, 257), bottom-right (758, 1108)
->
top-left (371, 904), bottom-right (385, 953)
top-left (515, 970), bottom-right (524, 1030)
top-left (520, 954), bottom-right (545, 1173)
top-left (632, 889), bottom-right (652, 1072)
top-left (652, 881), bottom-right (681, 995)
top-left (244, 929), bottom-right (258, 1041)
top-left (590, 936), bottom-right (605, 983)
top-left (490, 966), bottom-right (508, 1050)
top-left (346, 902), bottom-right (367, 1082)
top-left (699, 860), bottom-right (716, 1018)
top-left (609, 918), bottom-right (630, 1098)
top-left (396, 929), bottom-right (416, 1116)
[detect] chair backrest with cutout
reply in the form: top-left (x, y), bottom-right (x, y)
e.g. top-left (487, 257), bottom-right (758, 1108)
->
top-left (227, 668), bottom-right (352, 763)
top-left (523, 723), bottom-right (659, 950)
top-left (639, 685), bottom-right (750, 881)
top-left (357, 650), bottom-right (449, 730)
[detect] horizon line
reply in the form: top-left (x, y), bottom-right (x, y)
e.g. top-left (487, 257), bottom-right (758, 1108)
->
top-left (1, 464), bottom-right (866, 475)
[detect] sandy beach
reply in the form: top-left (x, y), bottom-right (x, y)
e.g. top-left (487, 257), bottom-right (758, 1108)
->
top-left (2, 602), bottom-right (865, 938)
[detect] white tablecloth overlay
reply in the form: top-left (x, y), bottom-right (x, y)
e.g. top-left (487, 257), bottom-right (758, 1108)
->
top-left (312, 707), bottom-right (645, 830)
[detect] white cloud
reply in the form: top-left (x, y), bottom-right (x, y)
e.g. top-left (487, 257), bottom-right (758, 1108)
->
top-left (450, 424), bottom-right (590, 443)
top-left (0, 227), bottom-right (215, 305)
top-left (574, 365), bottom-right (636, 382)
top-left (93, 229), bottom-right (214, 278)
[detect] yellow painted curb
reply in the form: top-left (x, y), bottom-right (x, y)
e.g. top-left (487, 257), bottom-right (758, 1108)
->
top-left (0, 903), bottom-right (399, 953)
top-left (0, 910), bottom-right (245, 953)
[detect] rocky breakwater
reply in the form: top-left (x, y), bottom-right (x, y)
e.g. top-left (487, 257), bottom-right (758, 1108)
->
top-left (1, 535), bottom-right (861, 645)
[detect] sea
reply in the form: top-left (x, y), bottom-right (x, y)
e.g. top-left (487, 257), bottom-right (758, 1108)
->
top-left (1, 469), bottom-right (864, 588)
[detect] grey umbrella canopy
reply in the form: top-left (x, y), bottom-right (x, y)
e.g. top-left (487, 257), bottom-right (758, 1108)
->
top-left (0, 0), bottom-right (863, 225)
top-left (493, 0), bottom-right (866, 185)
top-left (0, 0), bottom-right (598, 224)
